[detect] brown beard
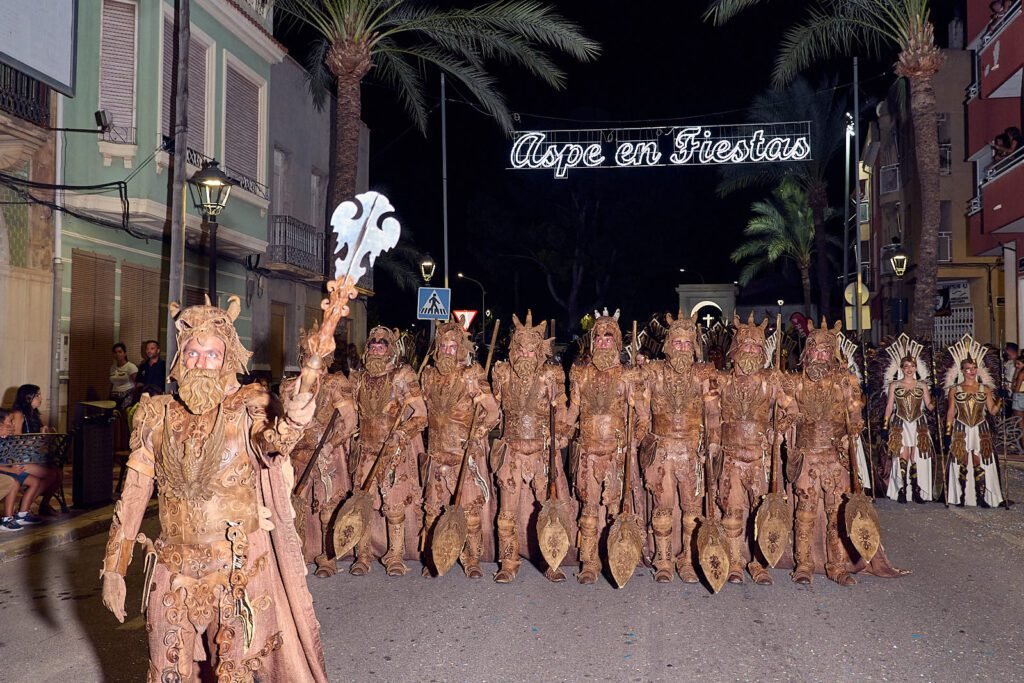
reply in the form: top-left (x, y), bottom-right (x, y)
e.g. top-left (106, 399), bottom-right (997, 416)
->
top-left (365, 355), bottom-right (391, 377)
top-left (435, 354), bottom-right (459, 375)
top-left (592, 348), bottom-right (620, 372)
top-left (804, 361), bottom-right (831, 381)
top-left (732, 350), bottom-right (763, 376)
top-left (665, 348), bottom-right (693, 374)
top-left (177, 368), bottom-right (226, 415)
top-left (512, 355), bottom-right (540, 378)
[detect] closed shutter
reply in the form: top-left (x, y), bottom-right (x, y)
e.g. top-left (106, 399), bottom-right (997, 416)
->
top-left (119, 263), bottom-right (162, 365)
top-left (225, 65), bottom-right (260, 180)
top-left (100, 0), bottom-right (136, 131)
top-left (161, 16), bottom-right (207, 152)
top-left (184, 286), bottom-right (208, 307)
top-left (69, 250), bottom-right (116, 420)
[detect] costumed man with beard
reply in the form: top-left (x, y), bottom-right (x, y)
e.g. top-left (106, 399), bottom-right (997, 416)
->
top-left (564, 309), bottom-right (649, 585)
top-left (100, 294), bottom-right (337, 683)
top-left (347, 326), bottom-right (427, 576)
top-left (639, 312), bottom-right (719, 583)
top-left (284, 325), bottom-right (357, 578)
top-left (786, 319), bottom-right (906, 585)
top-left (491, 311), bottom-right (574, 583)
top-left (421, 320), bottom-right (500, 578)
top-left (714, 313), bottom-right (792, 585)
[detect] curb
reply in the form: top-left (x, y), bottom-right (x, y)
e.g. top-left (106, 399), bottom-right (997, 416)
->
top-left (0, 501), bottom-right (157, 564)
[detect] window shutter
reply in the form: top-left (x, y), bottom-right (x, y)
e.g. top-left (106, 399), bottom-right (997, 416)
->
top-left (162, 17), bottom-right (173, 139)
top-left (100, 0), bottom-right (136, 131)
top-left (225, 65), bottom-right (260, 181)
top-left (119, 263), bottom-right (162, 364)
top-left (162, 16), bottom-right (207, 152)
top-left (69, 250), bottom-right (116, 417)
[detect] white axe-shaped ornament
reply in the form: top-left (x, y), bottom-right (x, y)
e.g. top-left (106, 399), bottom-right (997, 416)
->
top-left (297, 192), bottom-right (402, 391)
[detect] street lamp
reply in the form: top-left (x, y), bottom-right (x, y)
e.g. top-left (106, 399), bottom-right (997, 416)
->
top-left (777, 298), bottom-right (785, 316)
top-left (420, 254), bottom-right (436, 284)
top-left (679, 267), bottom-right (706, 284)
top-left (187, 160), bottom-right (235, 301)
top-left (889, 238), bottom-right (909, 278)
top-left (457, 272), bottom-right (486, 345)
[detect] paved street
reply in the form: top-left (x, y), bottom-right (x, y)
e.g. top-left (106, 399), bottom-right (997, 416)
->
top-left (2, 469), bottom-right (1023, 682)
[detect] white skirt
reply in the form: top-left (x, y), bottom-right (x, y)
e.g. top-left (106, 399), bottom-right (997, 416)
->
top-left (885, 420), bottom-right (934, 501)
top-left (945, 425), bottom-right (1004, 507)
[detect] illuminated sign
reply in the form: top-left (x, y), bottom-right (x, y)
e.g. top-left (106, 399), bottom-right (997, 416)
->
top-left (509, 122), bottom-right (812, 178)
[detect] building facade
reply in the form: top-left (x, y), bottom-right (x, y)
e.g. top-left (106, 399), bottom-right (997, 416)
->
top-left (965, 0), bottom-right (1024, 345)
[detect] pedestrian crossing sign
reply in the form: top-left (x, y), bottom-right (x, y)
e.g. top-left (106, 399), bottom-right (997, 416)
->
top-left (417, 287), bottom-right (451, 321)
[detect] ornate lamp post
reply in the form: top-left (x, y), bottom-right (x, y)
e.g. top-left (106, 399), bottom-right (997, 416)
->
top-left (187, 160), bottom-right (235, 301)
top-left (889, 238), bottom-right (909, 332)
top-left (420, 254), bottom-right (436, 284)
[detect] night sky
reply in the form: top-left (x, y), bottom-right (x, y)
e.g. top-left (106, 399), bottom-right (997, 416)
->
top-left (278, 0), bottom-right (961, 338)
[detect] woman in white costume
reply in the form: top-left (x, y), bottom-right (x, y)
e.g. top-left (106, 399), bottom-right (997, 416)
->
top-left (882, 351), bottom-right (935, 503)
top-left (943, 337), bottom-right (1003, 508)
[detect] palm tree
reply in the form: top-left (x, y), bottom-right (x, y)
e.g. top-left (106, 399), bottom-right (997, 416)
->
top-left (731, 180), bottom-right (826, 314)
top-left (705, 0), bottom-right (944, 338)
top-left (717, 76), bottom-right (847, 318)
top-left (276, 0), bottom-right (600, 208)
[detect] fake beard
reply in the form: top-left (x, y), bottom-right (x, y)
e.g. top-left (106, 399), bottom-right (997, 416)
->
top-left (592, 348), bottom-right (620, 372)
top-left (435, 354), bottom-right (459, 375)
top-left (177, 368), bottom-right (227, 415)
top-left (732, 349), bottom-right (763, 375)
top-left (365, 355), bottom-right (391, 377)
top-left (512, 354), bottom-right (540, 378)
top-left (665, 347), bottom-right (693, 374)
top-left (803, 360), bottom-right (831, 381)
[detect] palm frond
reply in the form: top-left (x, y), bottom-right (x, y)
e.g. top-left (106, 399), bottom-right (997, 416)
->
top-left (303, 39), bottom-right (333, 112)
top-left (773, 5), bottom-right (881, 86)
top-left (702, 0), bottom-right (771, 26)
top-left (373, 40), bottom-right (429, 132)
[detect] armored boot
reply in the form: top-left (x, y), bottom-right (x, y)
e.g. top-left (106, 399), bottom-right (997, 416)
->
top-left (896, 459), bottom-right (908, 504)
top-left (675, 512), bottom-right (700, 583)
top-left (975, 468), bottom-right (990, 508)
top-left (722, 512), bottom-right (746, 584)
top-left (651, 512), bottom-right (674, 583)
top-left (382, 513), bottom-right (408, 577)
top-left (957, 464), bottom-right (968, 507)
top-left (494, 512), bottom-right (521, 583)
top-left (910, 462), bottom-right (926, 504)
top-left (460, 512), bottom-right (484, 579)
top-left (824, 506), bottom-right (856, 587)
top-left (576, 515), bottom-right (600, 585)
top-left (350, 533), bottom-right (374, 576)
top-left (791, 508), bottom-right (815, 585)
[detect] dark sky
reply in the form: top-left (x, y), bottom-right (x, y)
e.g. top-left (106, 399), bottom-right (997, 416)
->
top-left (277, 0), bottom-right (962, 336)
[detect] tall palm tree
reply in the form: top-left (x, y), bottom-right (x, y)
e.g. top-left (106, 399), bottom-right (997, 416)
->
top-left (717, 76), bottom-right (847, 318)
top-left (277, 0), bottom-right (600, 207)
top-left (705, 0), bottom-right (944, 338)
top-left (731, 180), bottom-right (826, 315)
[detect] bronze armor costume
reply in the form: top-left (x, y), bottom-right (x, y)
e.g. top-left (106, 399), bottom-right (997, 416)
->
top-left (640, 312), bottom-right (718, 583)
top-left (565, 311), bottom-right (649, 585)
top-left (421, 321), bottom-right (500, 578)
top-left (348, 326), bottom-right (427, 576)
top-left (101, 298), bottom-right (328, 683)
top-left (491, 312), bottom-right (574, 583)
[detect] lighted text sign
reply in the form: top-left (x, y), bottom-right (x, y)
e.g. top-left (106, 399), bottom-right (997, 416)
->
top-left (509, 122), bottom-right (812, 178)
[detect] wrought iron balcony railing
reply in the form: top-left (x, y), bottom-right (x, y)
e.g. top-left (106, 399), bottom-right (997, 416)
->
top-left (0, 62), bottom-right (50, 128)
top-left (984, 145), bottom-right (1024, 184)
top-left (102, 125), bottom-right (136, 145)
top-left (167, 140), bottom-right (270, 201)
top-left (268, 215), bottom-right (323, 275)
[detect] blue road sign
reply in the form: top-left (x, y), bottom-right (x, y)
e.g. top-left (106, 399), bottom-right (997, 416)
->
top-left (417, 287), bottom-right (451, 321)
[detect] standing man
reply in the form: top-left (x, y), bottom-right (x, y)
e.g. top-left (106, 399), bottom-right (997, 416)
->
top-left (284, 324), bottom-right (357, 578)
top-left (100, 294), bottom-right (339, 682)
top-left (421, 320), bottom-right (500, 578)
top-left (714, 313), bottom-right (792, 585)
top-left (564, 309), bottom-right (649, 584)
top-left (347, 326), bottom-right (427, 576)
top-left (491, 312), bottom-right (572, 582)
top-left (134, 339), bottom-right (166, 400)
top-left (639, 312), bottom-right (718, 583)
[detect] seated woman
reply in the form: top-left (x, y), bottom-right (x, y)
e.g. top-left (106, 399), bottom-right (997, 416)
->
top-left (0, 408), bottom-right (50, 531)
top-left (6, 385), bottom-right (62, 518)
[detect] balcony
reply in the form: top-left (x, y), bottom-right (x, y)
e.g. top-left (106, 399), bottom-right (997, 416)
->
top-left (981, 147), bottom-right (1024, 233)
top-left (266, 215), bottom-right (324, 279)
top-left (0, 62), bottom-right (50, 128)
top-left (978, 2), bottom-right (1023, 99)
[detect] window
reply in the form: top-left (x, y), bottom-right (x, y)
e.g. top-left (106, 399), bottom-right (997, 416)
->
top-left (272, 148), bottom-right (289, 215)
top-left (100, 0), bottom-right (136, 141)
top-left (224, 62), bottom-right (261, 183)
top-left (936, 112), bottom-right (951, 145)
top-left (939, 143), bottom-right (952, 175)
top-left (880, 164), bottom-right (900, 194)
top-left (858, 200), bottom-right (870, 223)
top-left (940, 200), bottom-right (952, 231)
top-left (310, 171), bottom-right (325, 226)
top-left (938, 232), bottom-right (952, 262)
top-left (161, 15), bottom-right (208, 153)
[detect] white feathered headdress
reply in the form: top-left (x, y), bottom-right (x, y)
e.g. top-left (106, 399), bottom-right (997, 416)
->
top-left (943, 334), bottom-right (994, 389)
top-left (882, 333), bottom-right (929, 391)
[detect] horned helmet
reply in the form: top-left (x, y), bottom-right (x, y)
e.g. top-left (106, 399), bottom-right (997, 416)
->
top-left (662, 310), bottom-right (699, 363)
top-left (168, 294), bottom-right (251, 385)
top-left (727, 312), bottom-right (768, 374)
top-left (363, 325), bottom-right (401, 376)
top-left (433, 319), bottom-right (475, 369)
top-left (589, 307), bottom-right (622, 352)
top-left (509, 310), bottom-right (553, 377)
top-left (801, 317), bottom-right (844, 380)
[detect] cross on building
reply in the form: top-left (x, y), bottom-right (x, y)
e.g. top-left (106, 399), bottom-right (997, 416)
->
top-left (702, 312), bottom-right (716, 328)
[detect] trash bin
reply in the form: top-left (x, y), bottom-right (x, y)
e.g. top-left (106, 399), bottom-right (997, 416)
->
top-left (72, 400), bottom-right (116, 508)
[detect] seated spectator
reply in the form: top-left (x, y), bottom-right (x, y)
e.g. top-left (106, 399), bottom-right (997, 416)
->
top-left (993, 133), bottom-right (1012, 161)
top-left (0, 408), bottom-right (49, 531)
top-left (110, 343), bottom-right (138, 410)
top-left (7, 385), bottom-right (62, 517)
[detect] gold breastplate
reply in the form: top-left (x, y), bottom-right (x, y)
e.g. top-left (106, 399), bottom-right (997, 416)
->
top-left (894, 386), bottom-right (924, 422)
top-left (650, 367), bottom-right (703, 437)
top-left (955, 391), bottom-right (987, 427)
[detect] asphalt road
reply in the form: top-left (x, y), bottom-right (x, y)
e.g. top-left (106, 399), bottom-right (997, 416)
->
top-left (2, 470), bottom-right (1022, 682)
